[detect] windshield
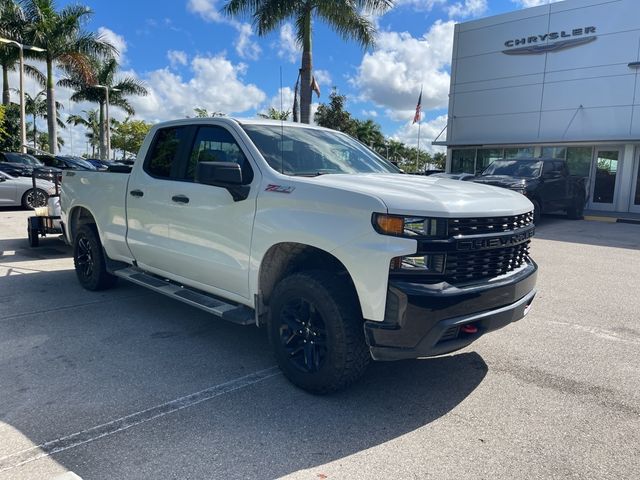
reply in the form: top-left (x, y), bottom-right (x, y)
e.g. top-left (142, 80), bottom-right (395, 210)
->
top-left (242, 124), bottom-right (399, 176)
top-left (5, 152), bottom-right (43, 166)
top-left (482, 160), bottom-right (542, 178)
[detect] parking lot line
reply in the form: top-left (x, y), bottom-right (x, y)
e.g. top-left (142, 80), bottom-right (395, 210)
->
top-left (0, 367), bottom-right (280, 474)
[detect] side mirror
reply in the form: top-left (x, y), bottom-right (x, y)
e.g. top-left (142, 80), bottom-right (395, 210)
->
top-left (195, 161), bottom-right (249, 201)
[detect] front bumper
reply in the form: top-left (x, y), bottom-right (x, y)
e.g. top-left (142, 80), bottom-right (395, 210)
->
top-left (364, 260), bottom-right (537, 361)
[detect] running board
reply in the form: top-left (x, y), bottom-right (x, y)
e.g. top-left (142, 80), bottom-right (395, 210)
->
top-left (113, 267), bottom-right (254, 325)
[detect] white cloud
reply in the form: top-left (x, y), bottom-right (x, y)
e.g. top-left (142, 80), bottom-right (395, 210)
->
top-left (447, 0), bottom-right (487, 18)
top-left (351, 20), bottom-right (455, 122)
top-left (395, 0), bottom-right (486, 19)
top-left (512, 0), bottom-right (562, 7)
top-left (276, 23), bottom-right (299, 63)
top-left (268, 87), bottom-right (296, 113)
top-left (313, 69), bottom-right (332, 86)
top-left (187, 0), bottom-right (261, 60)
top-left (362, 109), bottom-right (379, 118)
top-left (126, 55), bottom-right (265, 122)
top-left (390, 114), bottom-right (448, 153)
top-left (97, 27), bottom-right (127, 64)
top-left (167, 50), bottom-right (188, 68)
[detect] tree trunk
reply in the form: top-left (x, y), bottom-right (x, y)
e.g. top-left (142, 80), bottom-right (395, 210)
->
top-left (46, 59), bottom-right (57, 154)
top-left (300, 7), bottom-right (313, 124)
top-left (99, 101), bottom-right (106, 160)
top-left (2, 65), bottom-right (9, 105)
top-left (33, 114), bottom-right (37, 148)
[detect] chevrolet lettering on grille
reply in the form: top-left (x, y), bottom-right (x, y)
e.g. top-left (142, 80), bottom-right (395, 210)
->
top-left (456, 226), bottom-right (535, 251)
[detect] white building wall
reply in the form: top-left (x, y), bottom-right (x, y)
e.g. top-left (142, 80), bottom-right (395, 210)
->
top-left (446, 0), bottom-right (640, 146)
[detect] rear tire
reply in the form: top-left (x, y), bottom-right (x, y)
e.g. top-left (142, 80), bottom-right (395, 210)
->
top-left (73, 224), bottom-right (117, 291)
top-left (268, 271), bottom-right (370, 394)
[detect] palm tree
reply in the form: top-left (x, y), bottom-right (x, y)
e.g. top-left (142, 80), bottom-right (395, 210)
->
top-left (22, 0), bottom-right (115, 153)
top-left (25, 89), bottom-right (63, 148)
top-left (67, 109), bottom-right (99, 157)
top-left (0, 0), bottom-right (45, 105)
top-left (354, 119), bottom-right (384, 148)
top-left (223, 0), bottom-right (393, 124)
top-left (59, 57), bottom-right (147, 159)
top-left (258, 107), bottom-right (290, 120)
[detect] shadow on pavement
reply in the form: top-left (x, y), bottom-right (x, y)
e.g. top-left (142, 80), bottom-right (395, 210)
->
top-left (0, 267), bottom-right (488, 479)
top-left (534, 216), bottom-right (640, 250)
top-left (0, 237), bottom-right (71, 265)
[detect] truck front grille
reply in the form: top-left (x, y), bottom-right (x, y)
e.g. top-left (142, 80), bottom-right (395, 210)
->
top-left (445, 240), bottom-right (531, 283)
top-left (448, 212), bottom-right (534, 236)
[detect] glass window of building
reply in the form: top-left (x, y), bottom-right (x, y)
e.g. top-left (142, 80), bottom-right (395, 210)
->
top-left (476, 149), bottom-right (503, 174)
top-left (504, 147), bottom-right (534, 159)
top-left (566, 147), bottom-right (593, 177)
top-left (541, 146), bottom-right (567, 159)
top-left (451, 149), bottom-right (476, 173)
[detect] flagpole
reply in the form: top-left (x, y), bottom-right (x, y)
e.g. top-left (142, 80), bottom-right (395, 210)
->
top-left (416, 120), bottom-right (421, 171)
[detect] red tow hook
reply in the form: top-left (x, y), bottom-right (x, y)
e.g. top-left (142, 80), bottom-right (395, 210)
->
top-left (460, 324), bottom-right (478, 334)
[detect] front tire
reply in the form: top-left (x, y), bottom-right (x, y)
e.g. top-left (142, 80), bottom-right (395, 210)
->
top-left (21, 188), bottom-right (48, 210)
top-left (268, 271), bottom-right (370, 394)
top-left (73, 224), bottom-right (117, 291)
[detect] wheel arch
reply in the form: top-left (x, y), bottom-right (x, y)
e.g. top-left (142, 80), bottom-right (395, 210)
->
top-left (257, 242), bottom-right (363, 322)
top-left (68, 206), bottom-right (98, 244)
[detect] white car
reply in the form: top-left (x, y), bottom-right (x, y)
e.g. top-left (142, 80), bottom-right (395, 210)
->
top-left (0, 171), bottom-right (55, 209)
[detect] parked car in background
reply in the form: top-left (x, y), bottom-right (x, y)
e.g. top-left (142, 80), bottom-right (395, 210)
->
top-left (431, 172), bottom-right (476, 181)
top-left (0, 161), bottom-right (33, 178)
top-left (472, 158), bottom-right (586, 222)
top-left (35, 155), bottom-right (97, 171)
top-left (84, 158), bottom-right (111, 170)
top-left (0, 170), bottom-right (55, 209)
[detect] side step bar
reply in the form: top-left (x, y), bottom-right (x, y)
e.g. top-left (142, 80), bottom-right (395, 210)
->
top-left (113, 267), bottom-right (254, 325)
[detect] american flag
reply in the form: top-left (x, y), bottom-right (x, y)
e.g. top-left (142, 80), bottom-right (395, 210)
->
top-left (413, 88), bottom-right (422, 124)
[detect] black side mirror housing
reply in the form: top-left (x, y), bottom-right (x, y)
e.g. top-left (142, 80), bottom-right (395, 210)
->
top-left (195, 161), bottom-right (249, 201)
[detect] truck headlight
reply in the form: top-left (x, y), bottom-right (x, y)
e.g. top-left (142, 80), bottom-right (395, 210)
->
top-left (390, 254), bottom-right (446, 273)
top-left (372, 213), bottom-right (447, 238)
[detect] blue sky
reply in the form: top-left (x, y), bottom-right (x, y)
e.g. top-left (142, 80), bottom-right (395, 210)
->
top-left (43, 0), bottom-right (557, 155)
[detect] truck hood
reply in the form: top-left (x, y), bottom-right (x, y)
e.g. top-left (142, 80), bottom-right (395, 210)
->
top-left (312, 173), bottom-right (533, 217)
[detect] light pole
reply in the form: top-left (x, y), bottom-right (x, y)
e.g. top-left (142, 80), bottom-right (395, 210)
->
top-left (95, 85), bottom-right (120, 160)
top-left (0, 38), bottom-right (45, 154)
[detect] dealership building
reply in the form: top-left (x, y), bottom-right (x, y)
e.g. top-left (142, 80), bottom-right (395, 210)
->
top-left (440, 0), bottom-right (640, 215)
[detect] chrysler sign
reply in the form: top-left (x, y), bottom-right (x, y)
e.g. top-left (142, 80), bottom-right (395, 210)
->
top-left (503, 26), bottom-right (597, 55)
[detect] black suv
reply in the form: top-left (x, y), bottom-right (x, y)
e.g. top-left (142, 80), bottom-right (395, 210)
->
top-left (472, 158), bottom-right (586, 222)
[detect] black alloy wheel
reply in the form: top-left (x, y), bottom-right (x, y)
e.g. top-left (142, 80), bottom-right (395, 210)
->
top-left (73, 224), bottom-right (117, 291)
top-left (76, 236), bottom-right (94, 279)
top-left (279, 297), bottom-right (328, 373)
top-left (268, 271), bottom-right (370, 394)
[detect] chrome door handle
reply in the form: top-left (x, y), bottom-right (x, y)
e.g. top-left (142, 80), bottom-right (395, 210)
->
top-left (171, 195), bottom-right (189, 204)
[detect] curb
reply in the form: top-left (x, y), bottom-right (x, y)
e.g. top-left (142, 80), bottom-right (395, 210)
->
top-left (583, 215), bottom-right (640, 225)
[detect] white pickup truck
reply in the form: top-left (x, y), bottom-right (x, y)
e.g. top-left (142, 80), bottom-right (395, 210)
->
top-left (61, 118), bottom-right (537, 393)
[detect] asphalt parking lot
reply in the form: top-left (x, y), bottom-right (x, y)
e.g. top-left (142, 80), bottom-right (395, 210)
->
top-left (1, 209), bottom-right (639, 480)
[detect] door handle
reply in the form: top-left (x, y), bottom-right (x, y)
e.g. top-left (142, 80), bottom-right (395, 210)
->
top-left (130, 189), bottom-right (144, 197)
top-left (171, 195), bottom-right (190, 204)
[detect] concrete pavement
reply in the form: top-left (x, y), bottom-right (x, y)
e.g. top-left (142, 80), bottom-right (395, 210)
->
top-left (1, 209), bottom-right (638, 479)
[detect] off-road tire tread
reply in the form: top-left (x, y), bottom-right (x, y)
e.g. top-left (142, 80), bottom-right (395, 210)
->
top-left (74, 224), bottom-right (117, 291)
top-left (269, 270), bottom-right (370, 394)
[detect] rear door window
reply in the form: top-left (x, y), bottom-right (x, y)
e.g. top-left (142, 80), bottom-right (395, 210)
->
top-left (144, 126), bottom-right (190, 179)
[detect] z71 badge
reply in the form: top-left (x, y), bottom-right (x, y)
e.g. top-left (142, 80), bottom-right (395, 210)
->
top-left (265, 184), bottom-right (295, 194)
